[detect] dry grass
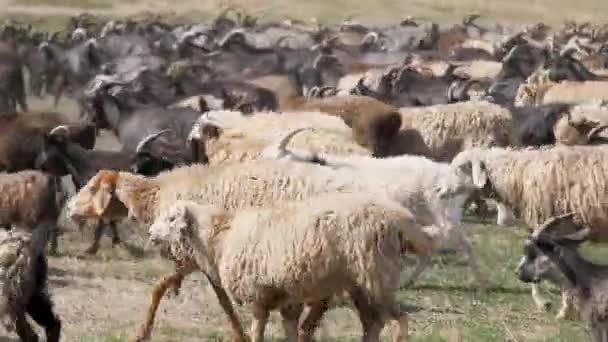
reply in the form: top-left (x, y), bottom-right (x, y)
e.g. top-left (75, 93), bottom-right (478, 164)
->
top-left (1, 0), bottom-right (608, 31)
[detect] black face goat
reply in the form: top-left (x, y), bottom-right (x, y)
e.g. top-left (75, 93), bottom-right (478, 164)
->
top-left (518, 214), bottom-right (608, 341)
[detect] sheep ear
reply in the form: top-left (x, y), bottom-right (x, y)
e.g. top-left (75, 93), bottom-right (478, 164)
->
top-left (471, 160), bottom-right (488, 189)
top-left (92, 171), bottom-right (118, 216)
top-left (93, 182), bottom-right (113, 216)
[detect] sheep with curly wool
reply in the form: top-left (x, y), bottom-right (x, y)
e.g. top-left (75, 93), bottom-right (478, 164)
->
top-left (263, 129), bottom-right (490, 288)
top-left (0, 228), bottom-right (61, 342)
top-left (396, 100), bottom-right (512, 161)
top-left (451, 145), bottom-right (608, 319)
top-left (147, 194), bottom-right (435, 342)
top-left (66, 156), bottom-right (479, 341)
top-left (193, 110), bottom-right (370, 166)
top-left (280, 95), bottom-right (402, 157)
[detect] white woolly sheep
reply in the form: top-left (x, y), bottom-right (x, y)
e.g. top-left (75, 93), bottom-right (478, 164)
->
top-left (192, 110), bottom-right (371, 166)
top-left (451, 145), bottom-right (608, 319)
top-left (263, 131), bottom-right (490, 288)
top-left (396, 100), bottom-right (513, 161)
top-left (67, 156), bottom-right (479, 341)
top-left (0, 228), bottom-right (61, 342)
top-left (147, 194), bottom-right (435, 341)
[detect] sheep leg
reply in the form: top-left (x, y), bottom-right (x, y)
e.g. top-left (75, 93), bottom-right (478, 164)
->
top-left (401, 255), bottom-right (431, 288)
top-left (556, 289), bottom-right (577, 320)
top-left (385, 302), bottom-right (408, 342)
top-left (590, 321), bottom-right (608, 342)
top-left (84, 222), bottom-right (105, 255)
top-left (26, 291), bottom-right (61, 342)
top-left (455, 230), bottom-right (488, 289)
top-left (131, 271), bottom-right (189, 342)
top-left (208, 280), bottom-right (248, 342)
top-left (298, 300), bottom-right (330, 342)
top-left (496, 203), bottom-right (516, 226)
top-left (531, 283), bottom-right (552, 312)
top-left (280, 304), bottom-right (303, 342)
top-left (250, 305), bottom-right (269, 342)
top-left (15, 311), bottom-right (39, 342)
top-left (109, 221), bottom-right (122, 246)
top-left (350, 287), bottom-right (383, 342)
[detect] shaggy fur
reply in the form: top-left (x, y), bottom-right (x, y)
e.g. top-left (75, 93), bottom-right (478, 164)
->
top-left (199, 110), bottom-right (370, 165)
top-left (397, 101), bottom-right (513, 161)
top-left (451, 145), bottom-right (608, 234)
top-left (0, 228), bottom-right (61, 342)
top-left (516, 80), bottom-right (608, 106)
top-left (0, 112), bottom-right (95, 172)
top-left (280, 95), bottom-right (402, 157)
top-left (0, 170), bottom-right (59, 230)
top-left (452, 145), bottom-right (608, 317)
top-left (148, 195), bottom-right (434, 341)
top-left (66, 159), bottom-right (478, 341)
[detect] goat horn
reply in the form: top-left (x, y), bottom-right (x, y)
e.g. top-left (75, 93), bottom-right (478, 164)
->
top-left (587, 124), bottom-right (608, 141)
top-left (219, 28), bottom-right (246, 47)
top-left (361, 31), bottom-right (379, 45)
top-left (135, 129), bottom-right (172, 154)
top-left (187, 113), bottom-right (225, 142)
top-left (48, 125), bottom-right (70, 137)
top-left (533, 212), bottom-right (579, 238)
top-left (276, 127), bottom-right (314, 157)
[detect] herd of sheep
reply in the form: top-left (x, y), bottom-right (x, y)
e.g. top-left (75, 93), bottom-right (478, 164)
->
top-left (1, 8), bottom-right (608, 341)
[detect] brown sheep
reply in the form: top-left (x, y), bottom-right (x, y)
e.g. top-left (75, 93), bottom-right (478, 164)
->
top-left (280, 95), bottom-right (402, 157)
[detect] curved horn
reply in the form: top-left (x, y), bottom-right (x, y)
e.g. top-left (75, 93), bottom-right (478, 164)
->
top-left (49, 125), bottom-right (70, 137)
top-left (219, 28), bottom-right (246, 47)
top-left (587, 124), bottom-right (608, 142)
top-left (84, 75), bottom-right (123, 97)
top-left (135, 129), bottom-right (172, 154)
top-left (532, 212), bottom-right (579, 238)
top-left (187, 113), bottom-right (225, 142)
top-left (462, 14), bottom-right (480, 26)
top-left (361, 31), bottom-right (379, 45)
top-left (447, 80), bottom-right (459, 103)
top-left (276, 127), bottom-right (314, 157)
top-left (312, 54), bottom-right (338, 70)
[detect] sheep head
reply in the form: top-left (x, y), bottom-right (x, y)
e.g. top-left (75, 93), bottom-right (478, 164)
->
top-left (67, 170), bottom-right (123, 223)
top-left (148, 201), bottom-right (228, 282)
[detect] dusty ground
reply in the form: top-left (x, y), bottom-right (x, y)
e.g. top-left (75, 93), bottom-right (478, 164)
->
top-left (0, 91), bottom-right (599, 340)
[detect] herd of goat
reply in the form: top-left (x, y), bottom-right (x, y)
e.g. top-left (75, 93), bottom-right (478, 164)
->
top-left (2, 8), bottom-right (608, 341)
